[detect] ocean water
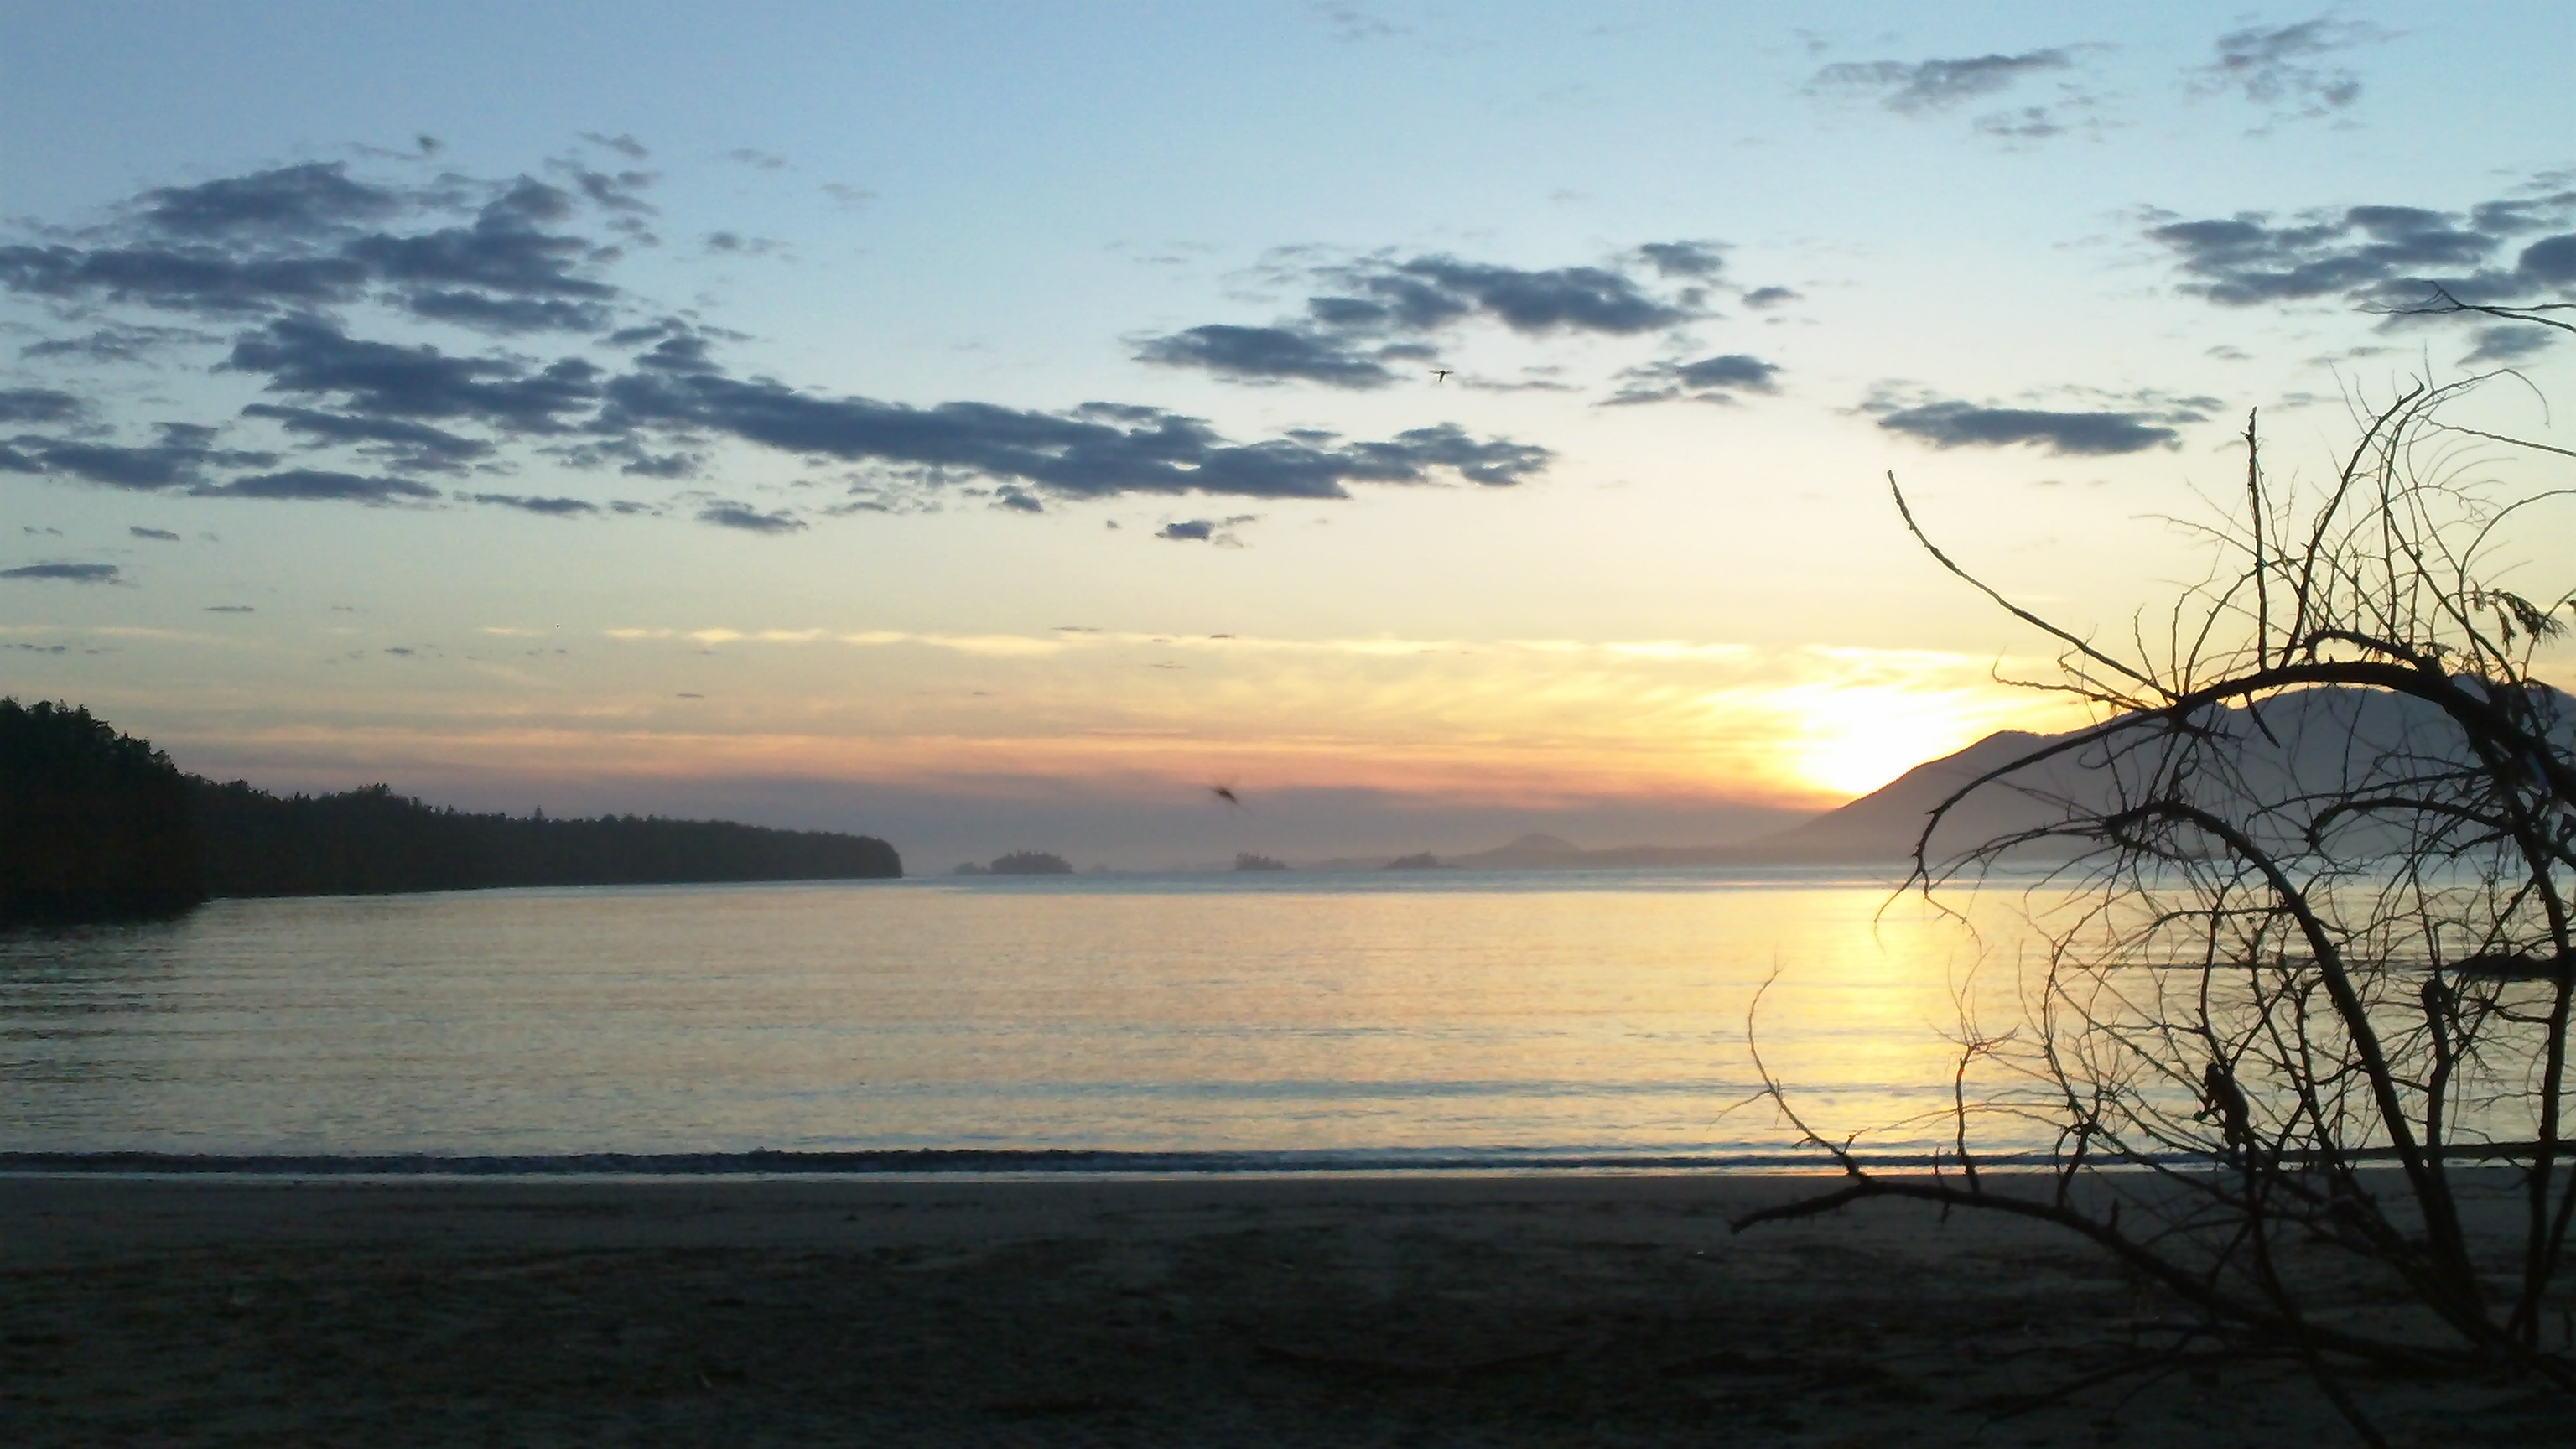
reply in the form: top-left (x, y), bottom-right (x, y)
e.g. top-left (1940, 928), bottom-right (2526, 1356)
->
top-left (0, 870), bottom-right (2028, 1166)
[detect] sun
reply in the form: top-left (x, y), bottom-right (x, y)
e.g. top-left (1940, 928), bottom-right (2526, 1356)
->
top-left (1762, 678), bottom-right (2033, 800)
top-left (1793, 716), bottom-right (1961, 799)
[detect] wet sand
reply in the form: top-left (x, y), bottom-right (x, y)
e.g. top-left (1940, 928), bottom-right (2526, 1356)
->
top-left (0, 1171), bottom-right (2561, 1446)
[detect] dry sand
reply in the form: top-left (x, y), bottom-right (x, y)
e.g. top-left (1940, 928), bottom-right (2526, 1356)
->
top-left (0, 1171), bottom-right (2563, 1446)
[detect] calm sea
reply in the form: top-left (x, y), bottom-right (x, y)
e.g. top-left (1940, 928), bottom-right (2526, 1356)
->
top-left (0, 870), bottom-right (2026, 1168)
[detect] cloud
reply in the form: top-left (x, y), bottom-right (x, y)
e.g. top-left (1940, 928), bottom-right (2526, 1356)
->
top-left (1157, 513), bottom-right (1258, 544)
top-left (2143, 186), bottom-right (2576, 309)
top-left (724, 148), bottom-right (787, 170)
top-left (1135, 324), bottom-right (1397, 387)
top-left (1309, 3), bottom-right (1404, 42)
top-left (2194, 18), bottom-right (2383, 117)
top-left (470, 491), bottom-right (600, 516)
top-left (1603, 352), bottom-right (1782, 406)
top-left (698, 502), bottom-right (805, 534)
top-left (1634, 241), bottom-right (1726, 278)
top-left (1811, 49), bottom-right (2074, 113)
top-left (1327, 254), bottom-right (1698, 335)
top-left (1974, 107), bottom-right (2068, 141)
top-left (2463, 325), bottom-right (2563, 365)
top-left (343, 179), bottom-right (621, 302)
top-left (1135, 245), bottom-right (1709, 389)
top-left (1741, 286), bottom-right (1801, 309)
top-left (604, 345), bottom-right (1550, 500)
top-left (225, 315), bottom-right (602, 429)
top-left (1873, 398), bottom-right (2183, 455)
top-left (0, 162), bottom-right (629, 333)
top-left (704, 232), bottom-right (787, 257)
top-left (5, 157), bottom-right (1555, 520)
top-left (16, 423), bottom-right (277, 490)
top-left (19, 321), bottom-right (218, 362)
top-left (581, 132), bottom-right (651, 159)
top-left (0, 387), bottom-right (85, 423)
top-left (0, 240), bottom-right (370, 315)
top-left (240, 402), bottom-right (496, 471)
top-left (205, 604), bottom-right (254, 612)
top-left (1, 562), bottom-right (118, 583)
top-left (129, 526), bottom-right (183, 541)
top-left (405, 290), bottom-right (614, 334)
top-left (137, 161), bottom-right (401, 238)
top-left (192, 469), bottom-right (439, 503)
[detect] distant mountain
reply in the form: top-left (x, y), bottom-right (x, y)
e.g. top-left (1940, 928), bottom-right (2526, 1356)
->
top-left (1741, 728), bottom-right (2062, 865)
top-left (1450, 834), bottom-right (1588, 869)
top-left (1442, 683), bottom-right (2563, 870)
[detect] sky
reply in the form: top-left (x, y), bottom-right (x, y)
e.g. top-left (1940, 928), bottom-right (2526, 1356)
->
top-left (3, 1), bottom-right (2573, 870)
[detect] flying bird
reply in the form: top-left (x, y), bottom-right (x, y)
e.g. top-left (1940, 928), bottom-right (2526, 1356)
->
top-left (1210, 784), bottom-right (1246, 809)
top-left (1430, 369), bottom-right (1452, 384)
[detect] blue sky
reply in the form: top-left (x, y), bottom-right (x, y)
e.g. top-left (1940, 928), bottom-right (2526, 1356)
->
top-left (3, 2), bottom-right (2572, 868)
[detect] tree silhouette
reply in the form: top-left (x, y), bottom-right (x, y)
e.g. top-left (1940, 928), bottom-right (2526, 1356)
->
top-left (1742, 360), bottom-right (2576, 1438)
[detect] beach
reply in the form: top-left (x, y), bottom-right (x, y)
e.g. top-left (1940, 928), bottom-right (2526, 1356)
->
top-left (2, 1171), bottom-right (2561, 1446)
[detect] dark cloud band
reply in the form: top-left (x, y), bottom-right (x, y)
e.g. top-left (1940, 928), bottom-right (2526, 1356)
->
top-left (2145, 185), bottom-right (2576, 309)
top-left (1876, 399), bottom-right (2181, 456)
top-left (1134, 245), bottom-right (1714, 388)
top-left (1, 562), bottom-right (119, 583)
top-left (605, 348), bottom-right (1548, 500)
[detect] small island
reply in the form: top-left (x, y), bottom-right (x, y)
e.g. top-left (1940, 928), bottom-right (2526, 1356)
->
top-left (982, 850), bottom-right (1074, 875)
top-left (1233, 853), bottom-right (1289, 872)
top-left (1380, 852), bottom-right (1452, 870)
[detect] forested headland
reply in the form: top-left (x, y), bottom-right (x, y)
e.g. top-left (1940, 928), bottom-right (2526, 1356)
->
top-left (2, 699), bottom-right (902, 923)
top-left (0, 699), bottom-right (203, 922)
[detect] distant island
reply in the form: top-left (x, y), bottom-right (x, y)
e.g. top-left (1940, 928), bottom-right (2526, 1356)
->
top-left (1233, 853), bottom-right (1288, 872)
top-left (956, 851), bottom-right (1074, 876)
top-left (1, 699), bottom-right (902, 925)
top-left (1380, 852), bottom-right (1452, 870)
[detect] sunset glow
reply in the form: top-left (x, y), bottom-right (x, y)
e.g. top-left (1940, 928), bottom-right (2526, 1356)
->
top-left (3, 3), bottom-right (2569, 867)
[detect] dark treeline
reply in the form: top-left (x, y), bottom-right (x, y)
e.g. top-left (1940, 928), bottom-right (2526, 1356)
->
top-left (193, 781), bottom-right (902, 897)
top-left (0, 699), bottom-right (204, 922)
top-left (2, 699), bottom-right (901, 924)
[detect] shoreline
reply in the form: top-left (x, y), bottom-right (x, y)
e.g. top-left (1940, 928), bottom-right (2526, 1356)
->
top-left (3, 1171), bottom-right (2554, 1446)
top-left (3, 1142), bottom-right (2541, 1178)
top-left (0, 1148), bottom-right (1932, 1178)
